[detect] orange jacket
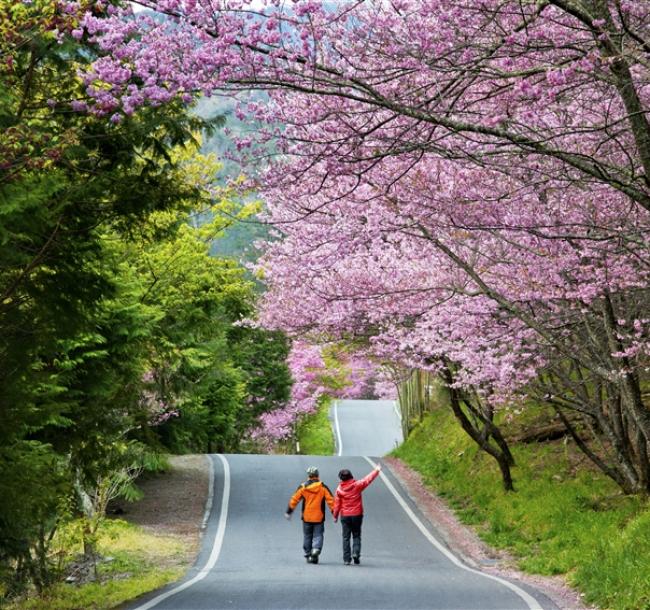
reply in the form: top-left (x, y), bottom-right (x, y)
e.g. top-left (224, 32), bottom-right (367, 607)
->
top-left (287, 479), bottom-right (335, 523)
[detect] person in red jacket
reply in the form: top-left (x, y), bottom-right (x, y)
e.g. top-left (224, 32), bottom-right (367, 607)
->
top-left (332, 464), bottom-right (381, 565)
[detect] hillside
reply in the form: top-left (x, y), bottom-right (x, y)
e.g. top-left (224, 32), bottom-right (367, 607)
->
top-left (393, 407), bottom-right (650, 610)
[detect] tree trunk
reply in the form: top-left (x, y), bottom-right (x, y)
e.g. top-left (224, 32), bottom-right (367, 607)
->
top-left (555, 407), bottom-right (641, 494)
top-left (441, 366), bottom-right (515, 491)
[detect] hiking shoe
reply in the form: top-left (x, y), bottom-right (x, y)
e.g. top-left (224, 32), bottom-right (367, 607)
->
top-left (344, 561), bottom-right (351, 565)
top-left (310, 548), bottom-right (321, 564)
top-left (352, 555), bottom-right (360, 565)
top-left (305, 555), bottom-right (313, 563)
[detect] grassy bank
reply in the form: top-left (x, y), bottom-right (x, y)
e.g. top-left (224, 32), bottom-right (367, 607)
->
top-left (296, 397), bottom-right (336, 455)
top-left (8, 519), bottom-right (189, 610)
top-left (393, 408), bottom-right (650, 610)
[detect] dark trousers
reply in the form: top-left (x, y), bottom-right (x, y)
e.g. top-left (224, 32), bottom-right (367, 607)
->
top-left (302, 521), bottom-right (324, 556)
top-left (341, 515), bottom-right (363, 562)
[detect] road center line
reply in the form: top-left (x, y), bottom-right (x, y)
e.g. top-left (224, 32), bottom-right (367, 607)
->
top-left (132, 454), bottom-right (231, 610)
top-left (363, 456), bottom-right (542, 610)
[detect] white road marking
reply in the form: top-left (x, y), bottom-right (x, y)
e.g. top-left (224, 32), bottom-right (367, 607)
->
top-left (363, 456), bottom-right (543, 610)
top-left (334, 400), bottom-right (343, 456)
top-left (132, 454), bottom-right (231, 610)
top-left (201, 454), bottom-right (215, 530)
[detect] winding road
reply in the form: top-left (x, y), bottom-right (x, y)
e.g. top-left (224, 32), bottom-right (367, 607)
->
top-left (126, 400), bottom-right (558, 610)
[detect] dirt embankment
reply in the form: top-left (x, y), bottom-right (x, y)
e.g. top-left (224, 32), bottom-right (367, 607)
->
top-left (112, 454), bottom-right (210, 564)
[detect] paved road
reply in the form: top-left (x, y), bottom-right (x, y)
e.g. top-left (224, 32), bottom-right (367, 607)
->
top-left (127, 401), bottom-right (557, 610)
top-left (332, 399), bottom-right (403, 456)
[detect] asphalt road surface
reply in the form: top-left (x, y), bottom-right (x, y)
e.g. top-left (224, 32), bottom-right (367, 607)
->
top-left (332, 399), bottom-right (403, 456)
top-left (127, 400), bottom-right (558, 610)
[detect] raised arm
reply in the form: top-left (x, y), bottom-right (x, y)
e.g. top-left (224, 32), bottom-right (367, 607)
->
top-left (356, 465), bottom-right (381, 491)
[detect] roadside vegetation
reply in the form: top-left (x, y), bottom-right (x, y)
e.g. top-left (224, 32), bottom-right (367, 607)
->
top-left (5, 519), bottom-right (189, 610)
top-left (296, 398), bottom-right (336, 456)
top-left (394, 405), bottom-right (650, 610)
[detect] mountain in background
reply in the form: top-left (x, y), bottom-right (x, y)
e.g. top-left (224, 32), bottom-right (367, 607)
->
top-left (194, 96), bottom-right (272, 265)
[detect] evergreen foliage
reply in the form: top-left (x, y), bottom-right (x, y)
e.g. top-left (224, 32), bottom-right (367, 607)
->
top-left (0, 4), bottom-right (291, 599)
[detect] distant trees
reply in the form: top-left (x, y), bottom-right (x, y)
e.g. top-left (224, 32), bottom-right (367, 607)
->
top-left (252, 341), bottom-right (377, 449)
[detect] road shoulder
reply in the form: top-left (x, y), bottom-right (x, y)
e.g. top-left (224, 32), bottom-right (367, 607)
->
top-left (108, 454), bottom-right (211, 610)
top-left (115, 454), bottom-right (210, 559)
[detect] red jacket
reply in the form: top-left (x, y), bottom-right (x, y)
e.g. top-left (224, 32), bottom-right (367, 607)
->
top-left (333, 468), bottom-right (380, 518)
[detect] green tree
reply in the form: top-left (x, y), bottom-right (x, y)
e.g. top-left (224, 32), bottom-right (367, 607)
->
top-left (0, 4), bottom-right (291, 599)
top-left (0, 2), bottom-right (217, 594)
top-left (121, 194), bottom-right (290, 453)
top-left (229, 327), bottom-right (292, 442)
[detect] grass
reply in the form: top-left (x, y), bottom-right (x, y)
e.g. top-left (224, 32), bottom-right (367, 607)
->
top-left (8, 519), bottom-right (190, 610)
top-left (296, 397), bottom-right (336, 455)
top-left (393, 408), bottom-right (650, 610)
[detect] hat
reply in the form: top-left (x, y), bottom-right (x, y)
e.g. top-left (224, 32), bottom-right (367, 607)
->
top-left (306, 466), bottom-right (319, 477)
top-left (338, 469), bottom-right (353, 481)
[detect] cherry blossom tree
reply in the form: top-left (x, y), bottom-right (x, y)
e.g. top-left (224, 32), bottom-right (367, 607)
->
top-left (70, 0), bottom-right (650, 212)
top-left (253, 164), bottom-right (649, 490)
top-left (252, 340), bottom-right (327, 447)
top-left (65, 0), bottom-right (650, 492)
top-left (251, 340), bottom-right (379, 449)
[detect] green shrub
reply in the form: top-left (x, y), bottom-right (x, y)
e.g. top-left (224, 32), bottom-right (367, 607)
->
top-left (7, 519), bottom-right (189, 610)
top-left (296, 397), bottom-right (335, 456)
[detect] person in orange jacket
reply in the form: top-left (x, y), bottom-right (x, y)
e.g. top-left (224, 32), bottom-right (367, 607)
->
top-left (332, 464), bottom-right (381, 565)
top-left (285, 466), bottom-right (335, 564)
